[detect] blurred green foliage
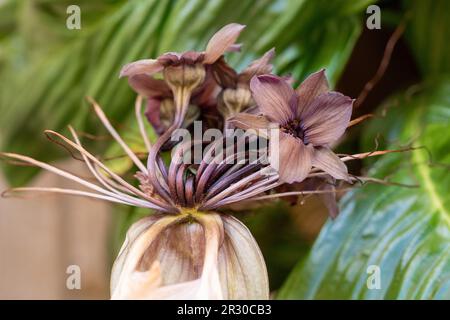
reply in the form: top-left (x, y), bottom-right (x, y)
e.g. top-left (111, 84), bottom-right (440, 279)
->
top-left (279, 0), bottom-right (450, 299)
top-left (405, 0), bottom-right (450, 76)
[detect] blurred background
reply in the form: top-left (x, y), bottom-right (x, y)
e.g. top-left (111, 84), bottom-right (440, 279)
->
top-left (0, 0), bottom-right (449, 299)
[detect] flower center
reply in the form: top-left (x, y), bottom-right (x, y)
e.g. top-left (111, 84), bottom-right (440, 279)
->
top-left (282, 119), bottom-right (308, 144)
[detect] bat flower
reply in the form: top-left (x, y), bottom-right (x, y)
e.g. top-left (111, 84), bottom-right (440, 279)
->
top-left (213, 49), bottom-right (275, 121)
top-left (120, 23), bottom-right (245, 129)
top-left (120, 23), bottom-right (245, 78)
top-left (1, 97), bottom-right (271, 300)
top-left (230, 70), bottom-right (354, 184)
top-left (127, 71), bottom-right (219, 135)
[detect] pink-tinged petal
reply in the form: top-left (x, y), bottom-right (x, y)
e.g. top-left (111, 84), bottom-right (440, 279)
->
top-left (128, 75), bottom-right (171, 98)
top-left (282, 74), bottom-right (295, 85)
top-left (243, 105), bottom-right (262, 115)
top-left (250, 75), bottom-right (295, 124)
top-left (277, 133), bottom-right (313, 184)
top-left (301, 92), bottom-right (354, 146)
top-left (312, 147), bottom-right (350, 181)
top-left (119, 59), bottom-right (163, 78)
top-left (295, 69), bottom-right (329, 117)
top-left (228, 113), bottom-right (271, 133)
top-left (204, 23), bottom-right (246, 64)
top-left (239, 48), bottom-right (275, 83)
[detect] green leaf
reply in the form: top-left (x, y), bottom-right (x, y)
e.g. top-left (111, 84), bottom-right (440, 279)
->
top-left (278, 78), bottom-right (450, 299)
top-left (405, 0), bottom-right (450, 76)
top-left (0, 0), bottom-right (370, 185)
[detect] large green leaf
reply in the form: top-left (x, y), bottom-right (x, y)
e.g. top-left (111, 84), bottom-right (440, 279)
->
top-left (0, 0), bottom-right (371, 185)
top-left (278, 79), bottom-right (450, 299)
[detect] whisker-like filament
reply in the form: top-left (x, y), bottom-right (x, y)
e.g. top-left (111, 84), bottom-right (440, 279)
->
top-left (242, 187), bottom-right (353, 201)
top-left (0, 152), bottom-right (160, 208)
top-left (200, 167), bottom-right (274, 209)
top-left (209, 181), bottom-right (279, 209)
top-left (87, 97), bottom-right (148, 174)
top-left (135, 95), bottom-right (152, 153)
top-left (2, 187), bottom-right (149, 207)
top-left (69, 126), bottom-right (164, 208)
top-left (222, 173), bottom-right (278, 199)
top-left (43, 130), bottom-right (174, 212)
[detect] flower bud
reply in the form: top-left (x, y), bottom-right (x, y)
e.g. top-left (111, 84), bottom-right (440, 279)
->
top-left (163, 64), bottom-right (206, 91)
top-left (218, 87), bottom-right (253, 119)
top-left (110, 211), bottom-right (269, 299)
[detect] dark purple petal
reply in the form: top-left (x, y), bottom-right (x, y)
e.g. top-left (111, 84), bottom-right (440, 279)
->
top-left (277, 133), bottom-right (313, 184)
top-left (157, 52), bottom-right (181, 66)
top-left (250, 75), bottom-right (295, 124)
top-left (210, 57), bottom-right (238, 88)
top-left (295, 69), bottom-right (329, 117)
top-left (192, 70), bottom-right (221, 108)
top-left (204, 23), bottom-right (246, 64)
top-left (144, 98), bottom-right (164, 134)
top-left (181, 51), bottom-right (205, 64)
top-left (312, 147), bottom-right (349, 181)
top-left (119, 59), bottom-right (163, 78)
top-left (301, 92), bottom-right (353, 146)
top-left (128, 75), bottom-right (171, 98)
